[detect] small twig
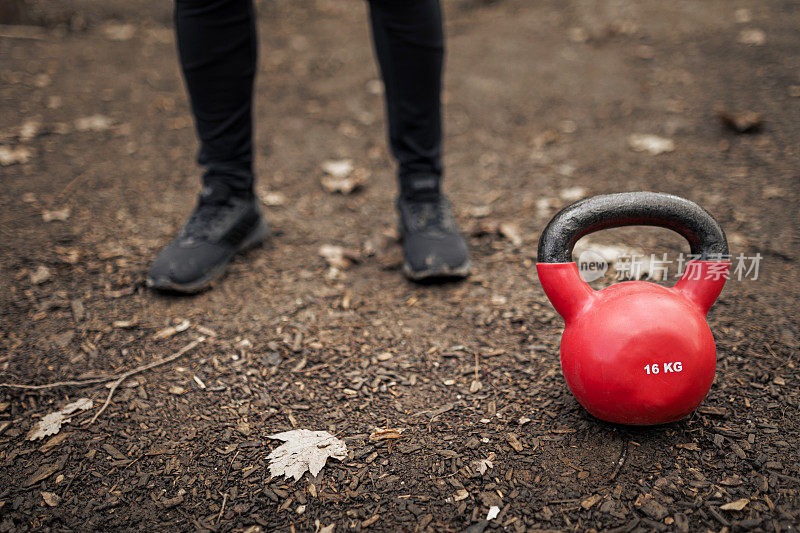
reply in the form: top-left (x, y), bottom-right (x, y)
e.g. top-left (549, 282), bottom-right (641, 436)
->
top-left (610, 439), bottom-right (629, 480)
top-left (216, 492), bottom-right (228, 525)
top-left (0, 376), bottom-right (112, 390)
top-left (85, 337), bottom-right (205, 424)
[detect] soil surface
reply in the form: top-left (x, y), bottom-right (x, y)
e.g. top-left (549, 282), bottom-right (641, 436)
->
top-left (1, 0), bottom-right (799, 531)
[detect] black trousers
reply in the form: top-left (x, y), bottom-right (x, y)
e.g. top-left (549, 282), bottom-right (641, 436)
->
top-left (175, 0), bottom-right (444, 197)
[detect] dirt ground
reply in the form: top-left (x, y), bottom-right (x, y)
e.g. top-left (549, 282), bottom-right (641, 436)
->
top-left (1, 0), bottom-right (799, 531)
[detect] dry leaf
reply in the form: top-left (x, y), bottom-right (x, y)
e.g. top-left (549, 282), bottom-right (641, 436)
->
top-left (498, 222), bottom-right (523, 246)
top-left (321, 172), bottom-right (366, 195)
top-left (75, 115), bottom-right (114, 132)
top-left (720, 498), bottom-right (749, 511)
top-left (486, 505), bottom-right (500, 520)
top-left (318, 245), bottom-right (360, 270)
top-left (169, 386), bottom-right (186, 395)
top-left (559, 186), bottom-right (587, 202)
top-left (737, 28), bottom-right (765, 46)
top-left (41, 491), bottom-right (61, 507)
top-left (42, 208), bottom-right (71, 222)
top-left (718, 110), bottom-right (762, 133)
top-left (20, 119), bottom-right (40, 141)
top-left (472, 452), bottom-right (495, 475)
top-left (321, 159), bottom-right (353, 178)
top-left (267, 429), bottom-right (347, 481)
top-left (368, 427), bottom-right (404, 442)
top-left (262, 192), bottom-right (286, 206)
top-left (581, 494), bottom-right (602, 509)
top-left (628, 134), bottom-right (675, 155)
top-left (0, 145), bottom-right (32, 166)
top-left (30, 265), bottom-right (51, 285)
top-left (153, 319), bottom-right (190, 340)
top-left (102, 23), bottom-right (136, 41)
top-left (452, 489), bottom-right (470, 502)
top-left (27, 398), bottom-right (94, 441)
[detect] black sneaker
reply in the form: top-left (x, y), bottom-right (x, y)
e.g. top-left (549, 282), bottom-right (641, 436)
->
top-left (397, 194), bottom-right (471, 281)
top-left (147, 185), bottom-right (269, 293)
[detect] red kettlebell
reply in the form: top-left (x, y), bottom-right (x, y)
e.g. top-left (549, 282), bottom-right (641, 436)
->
top-left (536, 192), bottom-right (730, 425)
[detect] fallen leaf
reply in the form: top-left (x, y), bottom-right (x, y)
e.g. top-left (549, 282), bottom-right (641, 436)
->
top-left (559, 186), bottom-right (587, 202)
top-left (75, 115), bottom-right (114, 132)
top-left (628, 134), bottom-right (675, 155)
top-left (0, 145), bottom-right (32, 166)
top-left (20, 119), bottom-right (40, 141)
top-left (369, 427), bottom-right (404, 442)
top-left (42, 208), bottom-right (71, 222)
top-left (737, 28), bottom-right (765, 46)
top-left (718, 109), bottom-right (762, 133)
top-left (153, 319), bottom-right (190, 340)
top-left (27, 398), bottom-right (94, 440)
top-left (321, 159), bottom-right (353, 178)
top-left (102, 23), bottom-right (135, 41)
top-left (453, 489), bottom-right (470, 502)
top-left (169, 386), bottom-right (186, 395)
top-left (675, 442), bottom-right (701, 451)
top-left (41, 491), bottom-right (61, 507)
top-left (720, 498), bottom-right (749, 511)
top-left (582, 494), bottom-right (602, 509)
top-left (30, 265), bottom-right (51, 285)
top-left (318, 245), bottom-right (360, 270)
top-left (498, 222), bottom-right (523, 246)
top-left (262, 191), bottom-right (286, 206)
top-left (267, 429), bottom-right (347, 481)
top-left (321, 172), bottom-right (366, 195)
top-left (472, 452), bottom-right (495, 475)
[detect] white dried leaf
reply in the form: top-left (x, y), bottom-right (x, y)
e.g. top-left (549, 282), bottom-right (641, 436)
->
top-left (20, 119), bottom-right (40, 141)
top-left (737, 29), bottom-right (765, 46)
top-left (42, 207), bottom-right (71, 222)
top-left (498, 222), bottom-right (523, 246)
top-left (30, 265), bottom-right (51, 285)
top-left (267, 429), bottom-right (347, 481)
top-left (321, 159), bottom-right (353, 178)
top-left (102, 23), bottom-right (136, 41)
top-left (559, 186), bottom-right (587, 202)
top-left (27, 398), bottom-right (94, 441)
top-left (628, 134), bottom-right (675, 155)
top-left (320, 173), bottom-right (366, 195)
top-left (262, 192), bottom-right (286, 206)
top-left (0, 145), bottom-right (32, 166)
top-left (75, 115), bottom-right (114, 132)
top-left (318, 245), bottom-right (360, 270)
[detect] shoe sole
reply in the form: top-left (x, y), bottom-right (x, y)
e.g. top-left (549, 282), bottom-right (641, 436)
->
top-left (146, 219), bottom-right (270, 294)
top-left (402, 258), bottom-right (472, 282)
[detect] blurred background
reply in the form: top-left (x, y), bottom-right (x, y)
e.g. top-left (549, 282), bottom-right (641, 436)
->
top-left (1, 1), bottom-right (798, 531)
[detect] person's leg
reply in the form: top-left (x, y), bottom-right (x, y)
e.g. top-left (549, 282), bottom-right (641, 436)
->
top-left (368, 0), bottom-right (471, 280)
top-left (148, 0), bottom-right (267, 293)
top-left (175, 0), bottom-right (257, 193)
top-left (368, 0), bottom-right (443, 198)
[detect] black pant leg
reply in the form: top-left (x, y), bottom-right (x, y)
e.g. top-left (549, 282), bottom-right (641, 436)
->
top-left (175, 0), bottom-right (257, 193)
top-left (368, 0), bottom-right (445, 197)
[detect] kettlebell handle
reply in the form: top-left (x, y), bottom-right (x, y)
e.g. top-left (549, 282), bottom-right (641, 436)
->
top-left (537, 192), bottom-right (728, 263)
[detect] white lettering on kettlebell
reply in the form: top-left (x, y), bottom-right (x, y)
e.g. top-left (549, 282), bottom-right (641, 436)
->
top-left (644, 362), bottom-right (683, 375)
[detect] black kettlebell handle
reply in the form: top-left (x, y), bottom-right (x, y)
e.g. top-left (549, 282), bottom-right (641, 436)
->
top-left (537, 192), bottom-right (729, 263)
